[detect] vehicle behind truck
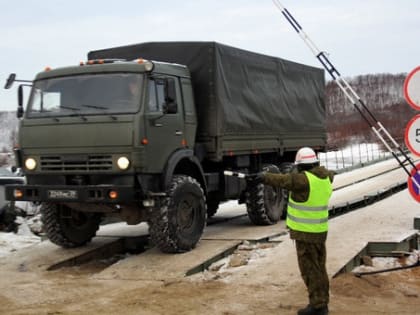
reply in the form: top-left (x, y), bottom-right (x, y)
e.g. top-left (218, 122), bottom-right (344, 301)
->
top-left (5, 42), bottom-right (326, 253)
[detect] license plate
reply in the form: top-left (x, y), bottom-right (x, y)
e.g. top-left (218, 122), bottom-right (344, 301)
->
top-left (48, 190), bottom-right (78, 199)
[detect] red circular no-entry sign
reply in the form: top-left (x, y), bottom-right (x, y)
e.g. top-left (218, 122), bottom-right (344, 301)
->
top-left (408, 163), bottom-right (420, 202)
top-left (404, 66), bottom-right (420, 110)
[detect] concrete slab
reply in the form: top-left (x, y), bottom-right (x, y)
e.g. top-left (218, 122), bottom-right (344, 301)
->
top-left (94, 216), bottom-right (287, 281)
top-left (203, 215), bottom-right (287, 241)
top-left (326, 190), bottom-right (420, 277)
top-left (95, 239), bottom-right (241, 280)
top-left (0, 210), bottom-right (286, 280)
top-left (0, 236), bottom-right (120, 273)
top-left (330, 168), bottom-right (406, 208)
top-left (332, 155), bottom-right (418, 190)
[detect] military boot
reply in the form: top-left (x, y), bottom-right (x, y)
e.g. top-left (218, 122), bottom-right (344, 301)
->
top-left (297, 304), bottom-right (328, 315)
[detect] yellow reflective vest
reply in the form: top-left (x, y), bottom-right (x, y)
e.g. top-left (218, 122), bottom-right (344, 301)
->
top-left (286, 171), bottom-right (332, 233)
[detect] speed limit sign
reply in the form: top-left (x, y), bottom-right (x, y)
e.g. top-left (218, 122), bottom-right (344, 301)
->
top-left (405, 114), bottom-right (420, 156)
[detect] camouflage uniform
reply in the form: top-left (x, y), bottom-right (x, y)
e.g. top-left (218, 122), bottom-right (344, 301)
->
top-left (263, 166), bottom-right (334, 309)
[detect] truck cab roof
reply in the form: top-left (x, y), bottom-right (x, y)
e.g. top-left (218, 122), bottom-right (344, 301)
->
top-left (35, 59), bottom-right (190, 81)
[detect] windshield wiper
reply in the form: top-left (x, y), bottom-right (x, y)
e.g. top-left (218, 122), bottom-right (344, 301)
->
top-left (81, 104), bottom-right (117, 121)
top-left (61, 105), bottom-right (87, 121)
top-left (61, 105), bottom-right (80, 111)
top-left (82, 104), bottom-right (107, 110)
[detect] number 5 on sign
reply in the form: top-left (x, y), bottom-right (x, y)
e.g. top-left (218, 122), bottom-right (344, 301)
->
top-left (405, 115), bottom-right (420, 156)
top-left (406, 116), bottom-right (420, 156)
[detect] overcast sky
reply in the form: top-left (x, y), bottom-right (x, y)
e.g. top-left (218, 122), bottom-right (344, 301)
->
top-left (1, 0), bottom-right (419, 111)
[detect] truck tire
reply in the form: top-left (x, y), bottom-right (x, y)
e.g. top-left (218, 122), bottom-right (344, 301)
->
top-left (149, 175), bottom-right (207, 253)
top-left (246, 164), bottom-right (283, 225)
top-left (41, 203), bottom-right (101, 248)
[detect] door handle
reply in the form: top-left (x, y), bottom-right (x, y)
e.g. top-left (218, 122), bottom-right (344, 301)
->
top-left (175, 130), bottom-right (183, 136)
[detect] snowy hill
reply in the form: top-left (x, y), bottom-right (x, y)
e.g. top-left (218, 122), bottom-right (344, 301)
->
top-left (326, 73), bottom-right (407, 115)
top-left (325, 73), bottom-right (414, 147)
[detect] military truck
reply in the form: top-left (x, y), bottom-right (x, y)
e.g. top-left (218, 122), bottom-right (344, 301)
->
top-left (5, 42), bottom-right (326, 253)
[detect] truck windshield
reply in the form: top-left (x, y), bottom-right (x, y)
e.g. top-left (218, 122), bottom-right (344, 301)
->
top-left (27, 73), bottom-right (143, 117)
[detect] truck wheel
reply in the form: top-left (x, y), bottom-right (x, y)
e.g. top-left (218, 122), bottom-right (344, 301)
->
top-left (149, 175), bottom-right (206, 253)
top-left (246, 165), bottom-right (283, 225)
top-left (41, 203), bottom-right (101, 248)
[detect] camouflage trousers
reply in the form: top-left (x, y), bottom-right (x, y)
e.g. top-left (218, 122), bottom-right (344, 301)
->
top-left (295, 240), bottom-right (329, 308)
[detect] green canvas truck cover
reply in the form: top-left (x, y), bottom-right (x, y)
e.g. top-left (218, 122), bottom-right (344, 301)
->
top-left (88, 42), bottom-right (325, 143)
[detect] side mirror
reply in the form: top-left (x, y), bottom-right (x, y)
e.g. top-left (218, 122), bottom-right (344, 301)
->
top-left (5, 73), bottom-right (16, 89)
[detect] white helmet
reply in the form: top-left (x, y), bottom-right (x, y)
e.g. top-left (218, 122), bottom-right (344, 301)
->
top-left (295, 147), bottom-right (319, 165)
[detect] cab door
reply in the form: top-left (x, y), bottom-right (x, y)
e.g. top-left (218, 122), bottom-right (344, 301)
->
top-left (144, 76), bottom-right (185, 173)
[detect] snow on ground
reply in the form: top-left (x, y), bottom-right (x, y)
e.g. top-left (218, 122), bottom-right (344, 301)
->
top-left (352, 250), bottom-right (420, 274)
top-left (0, 220), bottom-right (41, 258)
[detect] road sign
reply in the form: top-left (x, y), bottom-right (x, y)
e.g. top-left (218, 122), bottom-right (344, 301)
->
top-left (404, 67), bottom-right (420, 201)
top-left (408, 163), bottom-right (420, 202)
top-left (404, 114), bottom-right (420, 156)
top-left (404, 66), bottom-right (420, 110)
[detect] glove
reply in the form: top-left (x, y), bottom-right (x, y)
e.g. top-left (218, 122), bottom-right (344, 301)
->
top-left (246, 172), bottom-right (265, 184)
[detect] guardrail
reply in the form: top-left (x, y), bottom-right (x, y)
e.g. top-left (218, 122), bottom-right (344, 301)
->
top-left (319, 143), bottom-right (400, 171)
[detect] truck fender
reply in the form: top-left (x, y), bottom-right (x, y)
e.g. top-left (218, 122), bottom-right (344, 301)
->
top-left (162, 149), bottom-right (207, 195)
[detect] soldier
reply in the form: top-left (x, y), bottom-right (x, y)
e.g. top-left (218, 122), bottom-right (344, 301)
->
top-left (248, 147), bottom-right (334, 315)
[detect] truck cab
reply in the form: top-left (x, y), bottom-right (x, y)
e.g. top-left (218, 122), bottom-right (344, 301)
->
top-left (6, 59), bottom-right (208, 252)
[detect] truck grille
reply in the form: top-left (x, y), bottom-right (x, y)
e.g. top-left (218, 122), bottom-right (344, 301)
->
top-left (40, 155), bottom-right (113, 172)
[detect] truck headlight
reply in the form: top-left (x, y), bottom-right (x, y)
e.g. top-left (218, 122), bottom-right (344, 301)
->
top-left (25, 157), bottom-right (37, 170)
top-left (117, 156), bottom-right (130, 170)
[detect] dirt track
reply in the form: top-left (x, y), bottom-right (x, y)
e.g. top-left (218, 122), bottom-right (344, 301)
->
top-left (0, 246), bottom-right (419, 315)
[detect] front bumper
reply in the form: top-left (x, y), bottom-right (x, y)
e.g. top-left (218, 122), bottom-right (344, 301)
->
top-left (5, 184), bottom-right (137, 203)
